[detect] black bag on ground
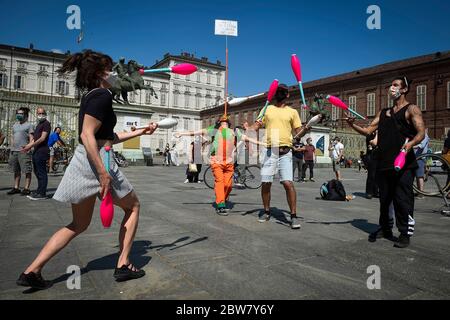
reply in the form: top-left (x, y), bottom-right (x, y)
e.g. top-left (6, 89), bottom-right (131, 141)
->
top-left (320, 179), bottom-right (346, 201)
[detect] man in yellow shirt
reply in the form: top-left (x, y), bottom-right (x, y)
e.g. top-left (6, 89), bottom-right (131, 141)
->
top-left (246, 84), bottom-right (311, 229)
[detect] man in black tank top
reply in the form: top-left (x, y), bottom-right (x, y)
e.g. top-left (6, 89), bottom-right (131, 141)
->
top-left (346, 76), bottom-right (425, 248)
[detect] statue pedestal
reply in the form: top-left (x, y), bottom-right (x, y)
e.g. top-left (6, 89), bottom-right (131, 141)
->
top-left (303, 126), bottom-right (332, 165)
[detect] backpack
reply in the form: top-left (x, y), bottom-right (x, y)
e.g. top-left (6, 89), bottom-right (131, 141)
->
top-left (320, 179), bottom-right (346, 201)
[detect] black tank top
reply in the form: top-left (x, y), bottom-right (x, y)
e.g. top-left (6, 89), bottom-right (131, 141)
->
top-left (377, 104), bottom-right (418, 171)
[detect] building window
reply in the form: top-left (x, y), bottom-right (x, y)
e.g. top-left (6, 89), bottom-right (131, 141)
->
top-left (207, 71), bottom-right (211, 84)
top-left (13, 75), bottom-right (25, 90)
top-left (234, 113), bottom-right (239, 126)
top-left (367, 93), bottom-right (376, 117)
top-left (331, 106), bottom-right (338, 121)
top-left (387, 93), bottom-right (394, 108)
top-left (145, 90), bottom-right (152, 104)
top-left (172, 117), bottom-right (179, 130)
top-left (161, 83), bottom-right (167, 91)
top-left (186, 74), bottom-right (190, 81)
top-left (38, 76), bottom-right (46, 92)
top-left (349, 95), bottom-right (357, 111)
top-left (217, 72), bottom-right (222, 86)
top-left (39, 65), bottom-right (47, 72)
top-left (17, 61), bottom-right (28, 70)
top-left (197, 70), bottom-right (201, 83)
top-left (195, 95), bottom-right (200, 109)
top-left (417, 85), bottom-right (427, 111)
top-left (0, 73), bottom-right (8, 88)
top-left (300, 105), bottom-right (307, 123)
top-left (185, 93), bottom-right (190, 107)
top-left (0, 59), bottom-right (6, 68)
top-left (183, 118), bottom-right (189, 131)
top-left (56, 80), bottom-right (69, 95)
top-left (253, 110), bottom-right (258, 122)
top-left (128, 92), bottom-right (136, 103)
top-left (173, 92), bottom-right (179, 106)
top-left (447, 82), bottom-right (450, 109)
top-left (159, 139), bottom-right (164, 150)
top-left (161, 92), bottom-right (166, 106)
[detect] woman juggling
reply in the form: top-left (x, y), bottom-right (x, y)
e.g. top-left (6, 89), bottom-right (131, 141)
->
top-left (17, 50), bottom-right (158, 289)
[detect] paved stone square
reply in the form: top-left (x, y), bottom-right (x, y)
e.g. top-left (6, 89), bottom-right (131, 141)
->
top-left (0, 164), bottom-right (449, 300)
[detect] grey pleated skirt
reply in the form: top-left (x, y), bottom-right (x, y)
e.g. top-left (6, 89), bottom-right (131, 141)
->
top-left (53, 144), bottom-right (133, 204)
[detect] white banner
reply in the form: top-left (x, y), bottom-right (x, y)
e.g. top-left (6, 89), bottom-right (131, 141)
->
top-left (215, 19), bottom-right (238, 37)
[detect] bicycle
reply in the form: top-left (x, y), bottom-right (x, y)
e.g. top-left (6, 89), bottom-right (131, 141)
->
top-left (203, 164), bottom-right (262, 190)
top-left (413, 153), bottom-right (450, 197)
top-left (113, 151), bottom-right (129, 167)
top-left (50, 146), bottom-right (73, 173)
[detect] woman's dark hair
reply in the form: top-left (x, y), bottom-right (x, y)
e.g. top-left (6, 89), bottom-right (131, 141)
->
top-left (54, 127), bottom-right (61, 132)
top-left (57, 50), bottom-right (114, 91)
top-left (275, 84), bottom-right (289, 103)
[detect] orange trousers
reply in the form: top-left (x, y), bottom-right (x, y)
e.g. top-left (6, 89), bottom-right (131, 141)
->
top-left (211, 162), bottom-right (234, 208)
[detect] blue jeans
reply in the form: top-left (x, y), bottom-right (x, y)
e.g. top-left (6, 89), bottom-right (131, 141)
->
top-left (32, 152), bottom-right (49, 196)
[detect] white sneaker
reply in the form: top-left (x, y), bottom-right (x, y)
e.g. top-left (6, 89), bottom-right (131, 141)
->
top-left (184, 179), bottom-right (189, 183)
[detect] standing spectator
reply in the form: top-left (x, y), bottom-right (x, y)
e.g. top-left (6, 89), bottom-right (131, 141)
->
top-left (48, 127), bottom-right (66, 173)
top-left (302, 137), bottom-right (316, 182)
top-left (358, 151), bottom-right (367, 172)
top-left (365, 131), bottom-right (379, 199)
top-left (170, 143), bottom-right (179, 166)
top-left (163, 143), bottom-right (172, 166)
top-left (443, 130), bottom-right (450, 198)
top-left (329, 137), bottom-right (344, 181)
top-left (413, 130), bottom-right (429, 200)
top-left (22, 107), bottom-right (51, 200)
top-left (186, 136), bottom-right (203, 183)
top-left (7, 107), bottom-right (34, 196)
top-left (292, 137), bottom-right (305, 182)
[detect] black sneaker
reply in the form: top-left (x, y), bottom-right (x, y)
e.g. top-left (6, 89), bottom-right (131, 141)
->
top-left (258, 210), bottom-right (270, 223)
top-left (27, 193), bottom-right (48, 200)
top-left (394, 234), bottom-right (410, 248)
top-left (7, 188), bottom-right (21, 195)
top-left (16, 272), bottom-right (52, 290)
top-left (21, 189), bottom-right (31, 196)
top-left (215, 207), bottom-right (229, 216)
top-left (114, 264), bottom-right (145, 282)
top-left (369, 228), bottom-right (394, 242)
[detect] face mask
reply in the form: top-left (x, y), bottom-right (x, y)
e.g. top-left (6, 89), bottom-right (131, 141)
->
top-left (37, 115), bottom-right (46, 122)
top-left (389, 86), bottom-right (402, 100)
top-left (104, 71), bottom-right (119, 87)
top-left (16, 114), bottom-right (24, 121)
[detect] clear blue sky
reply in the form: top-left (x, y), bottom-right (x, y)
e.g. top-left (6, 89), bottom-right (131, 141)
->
top-left (1, 0), bottom-right (449, 96)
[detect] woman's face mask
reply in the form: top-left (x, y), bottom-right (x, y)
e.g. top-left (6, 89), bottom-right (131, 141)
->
top-left (37, 115), bottom-right (46, 122)
top-left (104, 71), bottom-right (119, 88)
top-left (16, 114), bottom-right (25, 121)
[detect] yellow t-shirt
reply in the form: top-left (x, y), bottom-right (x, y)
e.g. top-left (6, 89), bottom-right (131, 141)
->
top-left (262, 105), bottom-right (302, 147)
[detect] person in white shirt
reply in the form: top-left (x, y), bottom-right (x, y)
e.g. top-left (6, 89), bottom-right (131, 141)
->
top-left (329, 136), bottom-right (344, 181)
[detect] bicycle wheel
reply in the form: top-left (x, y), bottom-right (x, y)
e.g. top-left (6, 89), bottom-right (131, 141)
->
top-left (203, 166), bottom-right (214, 189)
top-left (413, 153), bottom-right (450, 196)
top-left (243, 165), bottom-right (262, 189)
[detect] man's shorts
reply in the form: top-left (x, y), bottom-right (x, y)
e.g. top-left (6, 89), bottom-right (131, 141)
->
top-left (332, 159), bottom-right (340, 172)
top-left (49, 146), bottom-right (56, 157)
top-left (415, 158), bottom-right (425, 178)
top-left (260, 148), bottom-right (293, 183)
top-left (8, 151), bottom-right (33, 174)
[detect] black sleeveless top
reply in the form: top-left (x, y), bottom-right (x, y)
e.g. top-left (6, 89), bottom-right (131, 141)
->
top-left (78, 88), bottom-right (117, 144)
top-left (377, 104), bottom-right (418, 171)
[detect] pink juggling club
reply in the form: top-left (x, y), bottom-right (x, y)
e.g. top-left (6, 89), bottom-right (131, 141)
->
top-left (394, 138), bottom-right (409, 171)
top-left (100, 146), bottom-right (114, 228)
top-left (326, 95), bottom-right (366, 120)
top-left (139, 63), bottom-right (197, 76)
top-left (291, 54), bottom-right (308, 109)
top-left (256, 79), bottom-right (279, 121)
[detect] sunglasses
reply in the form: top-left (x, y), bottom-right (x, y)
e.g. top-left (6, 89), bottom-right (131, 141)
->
top-left (37, 112), bottom-right (46, 115)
